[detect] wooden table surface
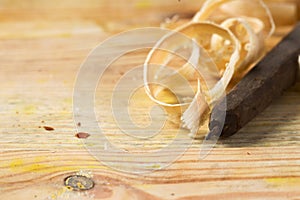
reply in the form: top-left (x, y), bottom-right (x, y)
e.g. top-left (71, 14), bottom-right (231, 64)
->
top-left (0, 1), bottom-right (300, 199)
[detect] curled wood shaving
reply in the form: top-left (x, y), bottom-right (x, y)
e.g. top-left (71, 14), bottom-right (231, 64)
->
top-left (193, 0), bottom-right (275, 38)
top-left (144, 0), bottom-right (275, 137)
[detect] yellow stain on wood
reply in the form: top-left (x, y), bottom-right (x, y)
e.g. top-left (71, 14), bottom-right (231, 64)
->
top-left (37, 78), bottom-right (48, 84)
top-left (147, 164), bottom-right (161, 169)
top-left (265, 177), bottom-right (300, 187)
top-left (63, 98), bottom-right (72, 105)
top-left (22, 104), bottom-right (37, 114)
top-left (135, 0), bottom-right (152, 9)
top-left (9, 157), bottom-right (51, 173)
top-left (9, 158), bottom-right (24, 169)
top-left (50, 186), bottom-right (70, 200)
top-left (7, 157), bottom-right (108, 173)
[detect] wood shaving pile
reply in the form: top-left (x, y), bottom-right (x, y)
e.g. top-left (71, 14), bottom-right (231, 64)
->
top-left (143, 0), bottom-right (294, 138)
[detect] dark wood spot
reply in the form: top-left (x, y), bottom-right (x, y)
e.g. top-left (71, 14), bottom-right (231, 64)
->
top-left (75, 132), bottom-right (90, 139)
top-left (43, 126), bottom-right (54, 131)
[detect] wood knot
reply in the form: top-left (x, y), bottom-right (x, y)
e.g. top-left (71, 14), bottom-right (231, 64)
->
top-left (64, 175), bottom-right (94, 191)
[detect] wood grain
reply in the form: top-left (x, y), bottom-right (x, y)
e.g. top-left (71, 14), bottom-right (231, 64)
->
top-left (0, 2), bottom-right (300, 200)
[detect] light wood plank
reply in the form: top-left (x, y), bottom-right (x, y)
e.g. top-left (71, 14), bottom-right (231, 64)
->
top-left (0, 3), bottom-right (300, 200)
